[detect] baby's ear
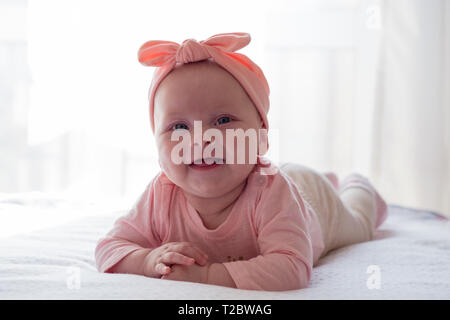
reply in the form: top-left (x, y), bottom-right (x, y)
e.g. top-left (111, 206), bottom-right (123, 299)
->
top-left (257, 125), bottom-right (269, 157)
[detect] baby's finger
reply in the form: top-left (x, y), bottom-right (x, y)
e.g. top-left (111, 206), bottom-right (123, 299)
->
top-left (173, 243), bottom-right (208, 265)
top-left (161, 252), bottom-right (195, 266)
top-left (155, 262), bottom-right (171, 275)
top-left (187, 246), bottom-right (209, 265)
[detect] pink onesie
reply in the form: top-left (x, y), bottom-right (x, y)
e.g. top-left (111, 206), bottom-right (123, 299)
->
top-left (95, 163), bottom-right (325, 291)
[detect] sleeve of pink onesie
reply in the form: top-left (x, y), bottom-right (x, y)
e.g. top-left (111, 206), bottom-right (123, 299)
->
top-left (222, 172), bottom-right (315, 291)
top-left (94, 175), bottom-right (166, 273)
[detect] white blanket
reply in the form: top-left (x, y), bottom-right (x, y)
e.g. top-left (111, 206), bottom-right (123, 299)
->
top-left (1, 193), bottom-right (449, 300)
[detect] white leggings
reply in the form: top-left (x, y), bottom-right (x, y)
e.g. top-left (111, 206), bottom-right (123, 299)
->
top-left (279, 163), bottom-right (377, 261)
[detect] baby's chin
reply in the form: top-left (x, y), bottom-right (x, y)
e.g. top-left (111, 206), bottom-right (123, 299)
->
top-left (182, 178), bottom-right (247, 199)
top-left (184, 171), bottom-right (237, 197)
top-left (168, 163), bottom-right (253, 198)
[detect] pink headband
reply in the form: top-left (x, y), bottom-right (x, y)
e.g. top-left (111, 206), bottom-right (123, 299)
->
top-left (137, 32), bottom-right (270, 133)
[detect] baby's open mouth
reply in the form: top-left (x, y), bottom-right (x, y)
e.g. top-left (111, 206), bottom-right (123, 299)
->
top-left (189, 157), bottom-right (224, 169)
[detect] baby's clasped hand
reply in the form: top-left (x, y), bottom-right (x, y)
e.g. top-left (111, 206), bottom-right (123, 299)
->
top-left (141, 242), bottom-right (209, 278)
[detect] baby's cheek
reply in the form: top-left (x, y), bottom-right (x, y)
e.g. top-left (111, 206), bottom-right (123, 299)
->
top-left (155, 138), bottom-right (173, 167)
top-left (160, 133), bottom-right (195, 164)
top-left (156, 140), bottom-right (190, 182)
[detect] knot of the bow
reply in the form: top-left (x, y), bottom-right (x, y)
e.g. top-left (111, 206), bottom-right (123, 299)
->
top-left (175, 39), bottom-right (211, 64)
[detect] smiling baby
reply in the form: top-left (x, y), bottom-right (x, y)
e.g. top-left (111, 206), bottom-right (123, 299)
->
top-left (94, 32), bottom-right (387, 291)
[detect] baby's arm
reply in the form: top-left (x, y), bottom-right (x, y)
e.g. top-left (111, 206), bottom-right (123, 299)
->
top-left (96, 177), bottom-right (208, 277)
top-left (224, 251), bottom-right (311, 291)
top-left (207, 263), bottom-right (237, 287)
top-left (96, 213), bottom-right (210, 278)
top-left (109, 247), bottom-right (152, 275)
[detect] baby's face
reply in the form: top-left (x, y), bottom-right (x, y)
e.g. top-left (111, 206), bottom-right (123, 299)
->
top-left (154, 60), bottom-right (263, 198)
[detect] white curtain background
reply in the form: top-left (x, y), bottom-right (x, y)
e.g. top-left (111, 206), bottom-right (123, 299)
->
top-left (1, 0), bottom-right (448, 218)
top-left (373, 0), bottom-right (450, 218)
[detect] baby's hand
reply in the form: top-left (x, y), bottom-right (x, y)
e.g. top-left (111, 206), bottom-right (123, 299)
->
top-left (142, 242), bottom-right (208, 278)
top-left (161, 263), bottom-right (210, 284)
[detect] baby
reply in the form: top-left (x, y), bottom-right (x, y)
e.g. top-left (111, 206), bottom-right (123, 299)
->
top-left (95, 32), bottom-right (388, 291)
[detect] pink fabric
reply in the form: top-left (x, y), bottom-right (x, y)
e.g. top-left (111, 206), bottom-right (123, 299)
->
top-left (137, 32), bottom-right (270, 132)
top-left (95, 163), bottom-right (325, 291)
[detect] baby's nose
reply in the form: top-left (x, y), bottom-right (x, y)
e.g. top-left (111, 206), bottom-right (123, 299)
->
top-left (190, 124), bottom-right (225, 160)
top-left (191, 122), bottom-right (214, 146)
top-left (192, 135), bottom-right (212, 148)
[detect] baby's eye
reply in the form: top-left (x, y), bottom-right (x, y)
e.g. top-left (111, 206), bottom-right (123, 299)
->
top-left (172, 123), bottom-right (189, 130)
top-left (216, 116), bottom-right (232, 125)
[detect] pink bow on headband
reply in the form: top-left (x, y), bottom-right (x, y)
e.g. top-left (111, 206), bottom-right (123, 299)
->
top-left (138, 32), bottom-right (270, 132)
top-left (138, 32), bottom-right (250, 65)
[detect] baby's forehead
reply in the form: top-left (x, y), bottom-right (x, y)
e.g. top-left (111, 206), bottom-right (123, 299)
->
top-left (167, 59), bottom-right (237, 87)
top-left (155, 60), bottom-right (248, 107)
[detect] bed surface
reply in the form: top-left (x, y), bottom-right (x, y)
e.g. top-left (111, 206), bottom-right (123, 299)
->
top-left (1, 193), bottom-right (449, 300)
